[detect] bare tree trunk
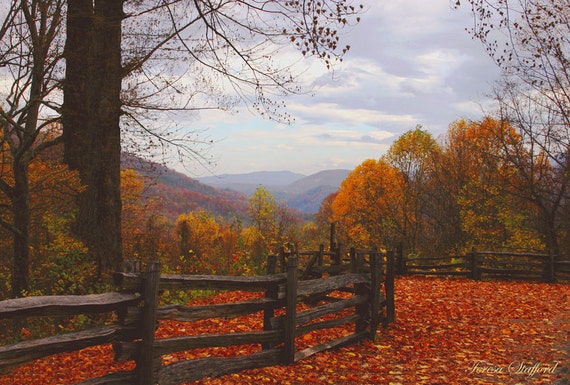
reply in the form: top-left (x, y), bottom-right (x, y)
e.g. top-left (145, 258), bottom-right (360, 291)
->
top-left (11, 161), bottom-right (31, 297)
top-left (63, 0), bottom-right (123, 275)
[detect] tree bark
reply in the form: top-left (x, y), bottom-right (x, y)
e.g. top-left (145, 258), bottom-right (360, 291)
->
top-left (63, 0), bottom-right (124, 275)
top-left (11, 160), bottom-right (31, 297)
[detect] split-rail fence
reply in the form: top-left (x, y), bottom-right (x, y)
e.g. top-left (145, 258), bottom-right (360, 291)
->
top-left (0, 248), bottom-right (395, 385)
top-left (403, 250), bottom-right (570, 282)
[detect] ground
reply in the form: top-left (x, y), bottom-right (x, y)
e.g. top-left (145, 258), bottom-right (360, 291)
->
top-left (1, 276), bottom-right (569, 384)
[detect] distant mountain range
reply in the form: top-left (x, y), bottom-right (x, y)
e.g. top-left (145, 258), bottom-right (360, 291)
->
top-left (198, 170), bottom-right (305, 187)
top-left (197, 169), bottom-right (350, 213)
top-left (123, 154), bottom-right (350, 215)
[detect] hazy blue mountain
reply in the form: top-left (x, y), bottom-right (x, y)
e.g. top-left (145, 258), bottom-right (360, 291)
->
top-left (198, 169), bottom-right (351, 213)
top-left (124, 153), bottom-right (351, 214)
top-left (285, 170), bottom-right (350, 194)
top-left (198, 171), bottom-right (305, 187)
top-left (283, 170), bottom-right (350, 212)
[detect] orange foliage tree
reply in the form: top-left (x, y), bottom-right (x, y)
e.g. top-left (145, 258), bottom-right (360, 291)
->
top-left (332, 159), bottom-right (401, 249)
top-left (0, 142), bottom-right (85, 297)
top-left (461, 0), bottom-right (570, 258)
top-left (120, 168), bottom-right (172, 262)
top-left (330, 118), bottom-right (552, 258)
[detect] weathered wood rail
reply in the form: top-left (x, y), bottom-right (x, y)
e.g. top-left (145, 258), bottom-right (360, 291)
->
top-left (0, 248), bottom-right (395, 385)
top-left (404, 250), bottom-right (570, 282)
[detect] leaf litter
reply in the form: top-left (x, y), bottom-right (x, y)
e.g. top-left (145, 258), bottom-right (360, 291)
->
top-left (0, 277), bottom-right (568, 385)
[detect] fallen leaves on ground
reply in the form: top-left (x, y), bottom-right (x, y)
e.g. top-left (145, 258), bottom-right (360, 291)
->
top-left (0, 277), bottom-right (568, 385)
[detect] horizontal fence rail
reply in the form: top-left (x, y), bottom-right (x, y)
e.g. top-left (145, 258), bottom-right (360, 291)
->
top-left (0, 293), bottom-right (139, 371)
top-left (0, 247), bottom-right (395, 385)
top-left (403, 250), bottom-right (570, 282)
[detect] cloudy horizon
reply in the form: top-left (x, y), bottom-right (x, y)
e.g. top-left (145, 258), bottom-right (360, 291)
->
top-left (173, 1), bottom-right (502, 177)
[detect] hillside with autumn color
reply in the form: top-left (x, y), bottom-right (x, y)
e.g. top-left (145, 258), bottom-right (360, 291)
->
top-left (122, 154), bottom-right (250, 221)
top-left (1, 276), bottom-right (568, 384)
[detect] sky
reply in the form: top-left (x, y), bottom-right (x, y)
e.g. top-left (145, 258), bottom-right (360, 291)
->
top-left (177, 1), bottom-right (502, 177)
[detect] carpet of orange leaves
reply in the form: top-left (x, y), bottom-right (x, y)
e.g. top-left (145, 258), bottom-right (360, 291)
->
top-left (1, 276), bottom-right (568, 385)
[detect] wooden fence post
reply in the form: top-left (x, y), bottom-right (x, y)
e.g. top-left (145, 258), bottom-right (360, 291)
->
top-left (369, 250), bottom-right (382, 339)
top-left (349, 248), bottom-right (356, 273)
top-left (396, 243), bottom-right (406, 275)
top-left (263, 254), bottom-right (278, 350)
top-left (266, 254), bottom-right (277, 276)
top-left (353, 250), bottom-right (368, 333)
top-left (137, 261), bottom-right (161, 385)
top-left (279, 246), bottom-right (287, 273)
top-left (385, 250), bottom-right (395, 324)
top-left (545, 254), bottom-right (555, 283)
top-left (113, 260), bottom-right (142, 361)
top-left (283, 254), bottom-right (298, 364)
top-left (470, 248), bottom-right (480, 280)
top-left (331, 244), bottom-right (342, 276)
top-left (329, 222), bottom-right (336, 251)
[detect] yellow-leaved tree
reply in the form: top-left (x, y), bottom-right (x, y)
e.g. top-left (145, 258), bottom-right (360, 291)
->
top-left (384, 127), bottom-right (441, 257)
top-left (176, 210), bottom-right (220, 274)
top-left (441, 118), bottom-right (543, 252)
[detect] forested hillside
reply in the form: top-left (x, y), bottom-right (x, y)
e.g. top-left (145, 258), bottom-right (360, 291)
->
top-left (122, 154), bottom-right (249, 220)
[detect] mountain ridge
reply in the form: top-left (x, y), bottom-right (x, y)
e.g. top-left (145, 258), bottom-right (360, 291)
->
top-left (197, 169), bottom-right (350, 213)
top-left (123, 154), bottom-right (349, 214)
top-left (198, 170), bottom-right (305, 186)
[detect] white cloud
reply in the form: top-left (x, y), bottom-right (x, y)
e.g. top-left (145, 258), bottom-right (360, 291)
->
top-left (175, 0), bottom-right (501, 175)
top-left (290, 102), bottom-right (416, 126)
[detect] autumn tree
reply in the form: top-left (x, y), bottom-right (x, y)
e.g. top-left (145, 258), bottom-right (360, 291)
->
top-left (28, 159), bottom-right (87, 296)
top-left (176, 210), bottom-right (220, 273)
top-left (215, 221), bottom-right (241, 275)
top-left (120, 168), bottom-right (166, 260)
top-left (249, 186), bottom-right (278, 241)
top-left (311, 192), bottom-right (338, 249)
top-left (436, 119), bottom-right (491, 252)
top-left (490, 88), bottom-right (570, 257)
top-left (384, 127), bottom-right (440, 256)
top-left (62, 0), bottom-right (364, 276)
top-left (0, 139), bottom-right (84, 297)
top-left (462, 0), bottom-right (570, 257)
top-left (332, 159), bottom-right (401, 249)
top-left (274, 203), bottom-right (303, 247)
top-left (440, 118), bottom-right (543, 251)
top-left (0, 0), bottom-right (66, 296)
top-left (247, 186), bottom-right (277, 264)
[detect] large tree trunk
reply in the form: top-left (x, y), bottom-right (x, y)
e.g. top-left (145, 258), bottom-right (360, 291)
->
top-left (63, 0), bottom-right (124, 275)
top-left (11, 161), bottom-right (31, 297)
